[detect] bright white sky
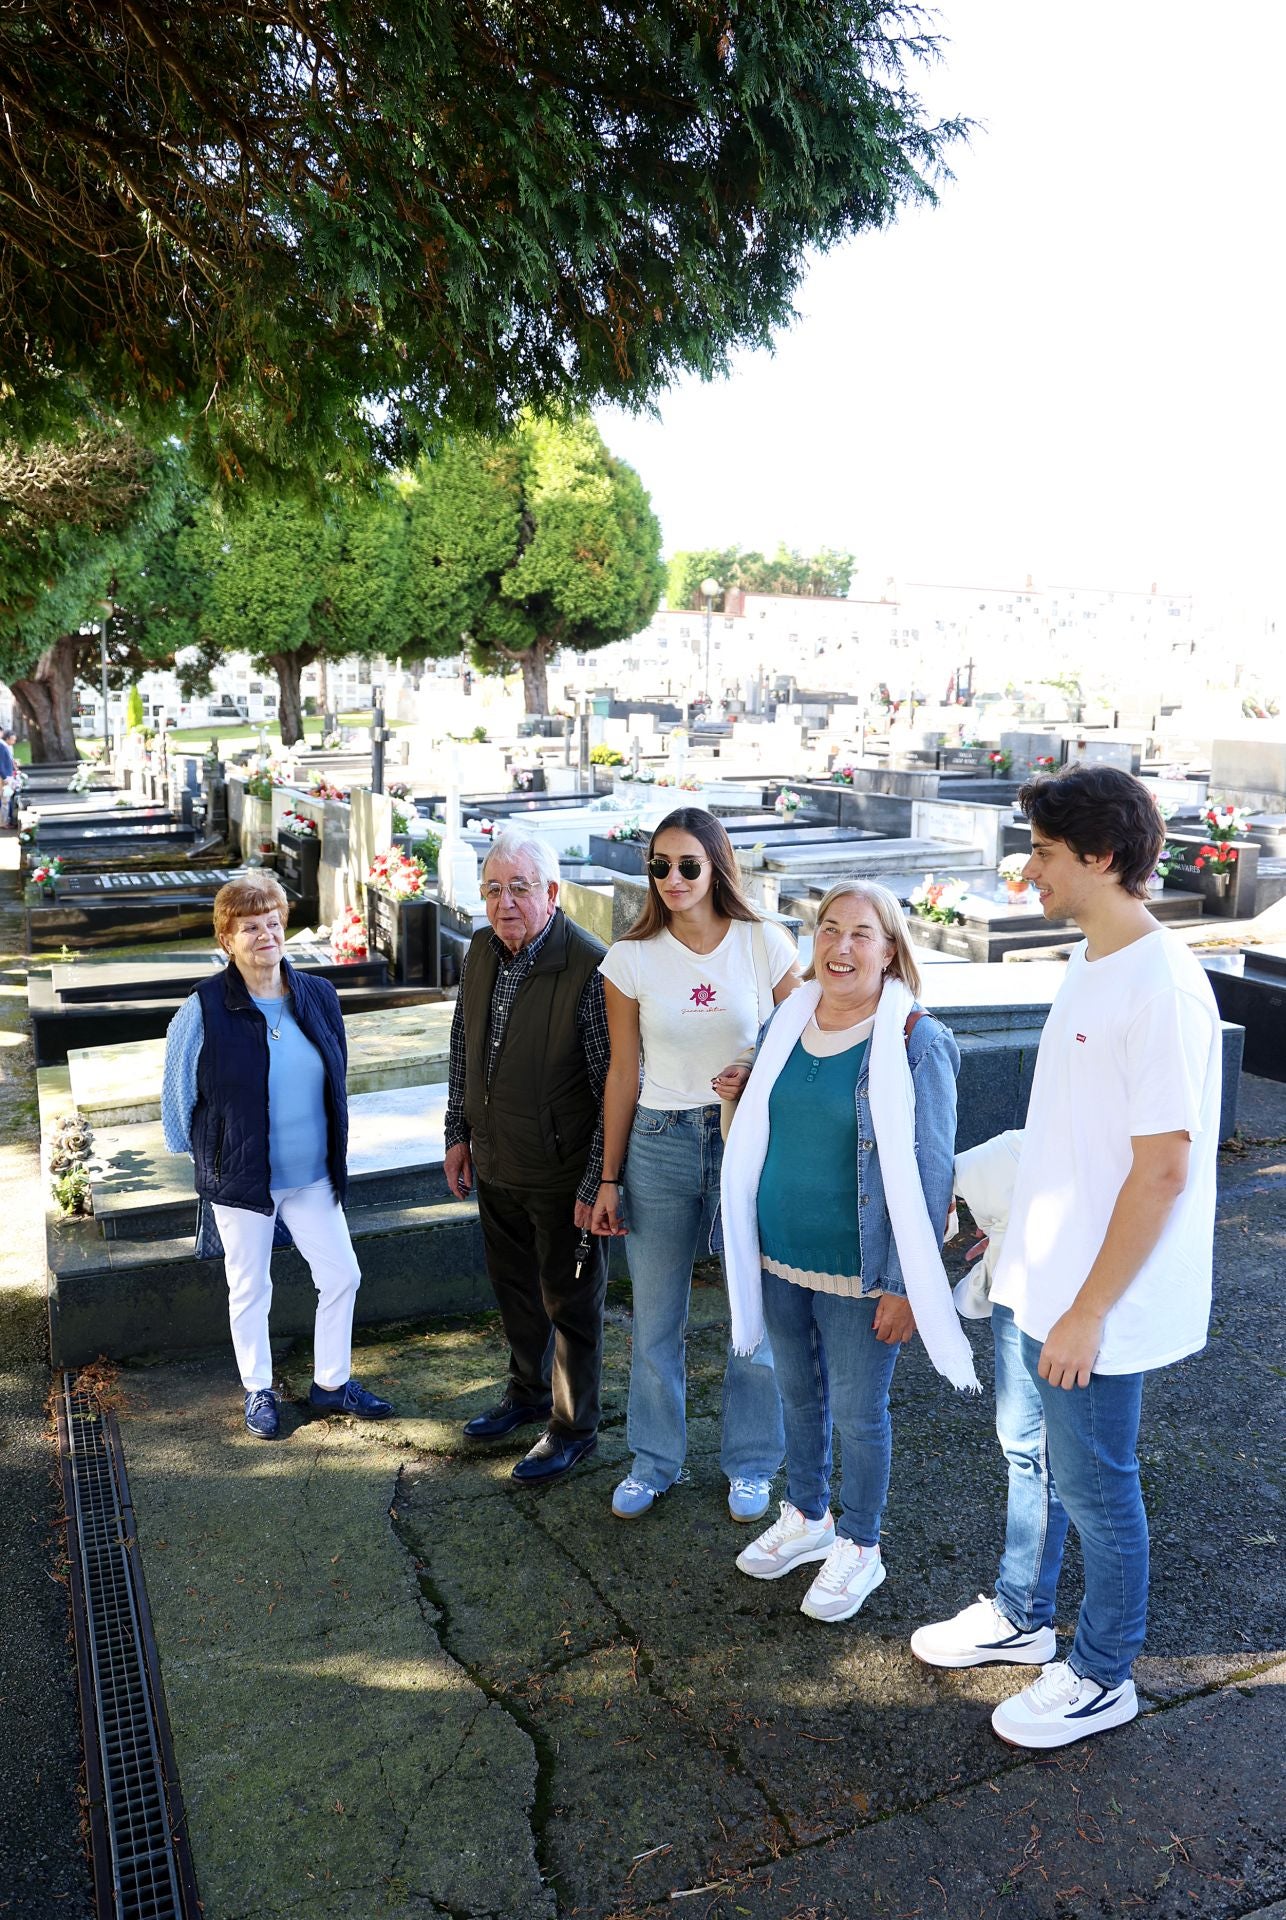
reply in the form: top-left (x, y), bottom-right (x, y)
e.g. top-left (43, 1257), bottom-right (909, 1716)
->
top-left (596, 0), bottom-right (1285, 607)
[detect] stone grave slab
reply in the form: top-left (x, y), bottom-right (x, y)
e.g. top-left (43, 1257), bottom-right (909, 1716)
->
top-left (88, 1083), bottom-right (453, 1241)
top-left (29, 947), bottom-right (442, 1066)
top-left (67, 1001), bottom-right (457, 1126)
top-left (906, 886), bottom-right (1203, 962)
top-left (27, 868), bottom-right (253, 950)
top-left (1200, 945), bottom-right (1286, 1081)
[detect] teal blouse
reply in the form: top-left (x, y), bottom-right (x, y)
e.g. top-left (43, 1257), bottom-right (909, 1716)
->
top-left (756, 1037), bottom-right (868, 1278)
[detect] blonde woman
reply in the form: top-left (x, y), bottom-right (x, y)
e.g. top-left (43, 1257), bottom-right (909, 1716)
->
top-left (720, 880), bottom-right (976, 1622)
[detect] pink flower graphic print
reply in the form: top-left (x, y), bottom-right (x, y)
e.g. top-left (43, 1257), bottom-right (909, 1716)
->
top-left (689, 983), bottom-right (717, 1008)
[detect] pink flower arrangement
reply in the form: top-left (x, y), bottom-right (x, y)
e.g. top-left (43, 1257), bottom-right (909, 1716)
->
top-left (309, 775), bottom-right (351, 802)
top-left (367, 848), bottom-right (430, 900)
top-left (331, 906), bottom-right (368, 963)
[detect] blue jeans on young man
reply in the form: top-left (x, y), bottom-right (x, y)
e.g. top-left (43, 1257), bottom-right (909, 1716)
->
top-left (621, 1106), bottom-right (784, 1491)
top-left (993, 1304), bottom-right (1070, 1633)
top-left (991, 1304), bottom-right (1149, 1688)
top-left (760, 1269), bottom-right (901, 1546)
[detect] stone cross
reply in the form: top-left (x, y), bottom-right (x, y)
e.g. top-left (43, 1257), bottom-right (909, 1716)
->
top-left (437, 750), bottom-right (482, 910)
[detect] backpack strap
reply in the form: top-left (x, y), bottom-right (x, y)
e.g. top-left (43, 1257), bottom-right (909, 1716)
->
top-left (903, 1008), bottom-right (926, 1044)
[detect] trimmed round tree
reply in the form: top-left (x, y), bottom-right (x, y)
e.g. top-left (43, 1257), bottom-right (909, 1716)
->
top-left (406, 414), bottom-right (664, 714)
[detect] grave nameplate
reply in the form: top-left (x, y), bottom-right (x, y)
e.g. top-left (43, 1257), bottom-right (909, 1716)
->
top-left (365, 886), bottom-right (438, 986)
top-left (1164, 837), bottom-right (1259, 919)
top-left (278, 830), bottom-right (321, 922)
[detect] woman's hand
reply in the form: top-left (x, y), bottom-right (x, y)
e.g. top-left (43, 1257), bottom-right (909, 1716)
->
top-left (873, 1295), bottom-right (916, 1345)
top-left (590, 1181), bottom-right (627, 1237)
top-left (711, 1062), bottom-right (751, 1101)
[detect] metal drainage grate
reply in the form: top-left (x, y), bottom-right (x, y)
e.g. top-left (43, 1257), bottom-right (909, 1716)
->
top-left (57, 1374), bottom-right (200, 1920)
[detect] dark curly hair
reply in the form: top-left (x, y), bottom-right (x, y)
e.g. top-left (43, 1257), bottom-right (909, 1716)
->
top-left (1017, 763), bottom-right (1165, 900)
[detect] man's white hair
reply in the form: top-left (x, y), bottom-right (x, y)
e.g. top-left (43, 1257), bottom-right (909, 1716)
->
top-left (482, 829), bottom-right (560, 890)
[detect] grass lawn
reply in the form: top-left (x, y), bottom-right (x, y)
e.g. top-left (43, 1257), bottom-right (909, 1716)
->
top-left (16, 711), bottom-right (413, 763)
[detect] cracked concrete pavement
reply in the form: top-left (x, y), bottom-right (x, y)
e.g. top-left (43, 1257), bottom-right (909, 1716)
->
top-left (108, 1078), bottom-right (1285, 1919)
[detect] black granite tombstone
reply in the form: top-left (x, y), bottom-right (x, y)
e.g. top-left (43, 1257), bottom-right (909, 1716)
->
top-left (365, 886), bottom-right (439, 986)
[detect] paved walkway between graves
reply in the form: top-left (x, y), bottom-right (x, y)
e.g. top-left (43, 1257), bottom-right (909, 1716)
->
top-left (106, 1078), bottom-right (1286, 1920)
top-left (2, 836), bottom-right (1282, 1920)
top-left (0, 838), bottom-right (94, 1917)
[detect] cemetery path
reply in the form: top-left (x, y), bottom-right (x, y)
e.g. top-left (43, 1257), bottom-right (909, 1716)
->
top-left (0, 838), bottom-right (94, 1918)
top-left (110, 1121), bottom-right (1286, 1920)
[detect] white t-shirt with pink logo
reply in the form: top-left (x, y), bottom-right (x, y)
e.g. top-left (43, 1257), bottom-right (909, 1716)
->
top-left (600, 920), bottom-right (797, 1110)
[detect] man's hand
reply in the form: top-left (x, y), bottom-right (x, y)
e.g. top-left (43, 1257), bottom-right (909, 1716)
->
top-left (872, 1295), bottom-right (916, 1345)
top-left (711, 1062), bottom-right (751, 1101)
top-left (444, 1141), bottom-right (473, 1200)
top-left (1038, 1305), bottom-right (1105, 1389)
top-left (573, 1199), bottom-right (595, 1232)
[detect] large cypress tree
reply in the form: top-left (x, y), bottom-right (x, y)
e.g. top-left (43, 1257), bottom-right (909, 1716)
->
top-left (0, 3), bottom-right (967, 479)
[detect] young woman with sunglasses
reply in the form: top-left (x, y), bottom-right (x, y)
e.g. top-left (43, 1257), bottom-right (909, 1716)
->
top-left (593, 809), bottom-right (802, 1523)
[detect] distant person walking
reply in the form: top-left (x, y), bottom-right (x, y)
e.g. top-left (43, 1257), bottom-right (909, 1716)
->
top-left (911, 765), bottom-right (1222, 1749)
top-left (444, 832), bottom-right (610, 1485)
top-left (0, 730), bottom-right (17, 828)
top-left (162, 874), bottom-right (394, 1438)
top-left (593, 808), bottom-right (802, 1524)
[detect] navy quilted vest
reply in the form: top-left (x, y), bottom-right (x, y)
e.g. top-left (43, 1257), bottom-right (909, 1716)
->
top-left (191, 957), bottom-right (349, 1213)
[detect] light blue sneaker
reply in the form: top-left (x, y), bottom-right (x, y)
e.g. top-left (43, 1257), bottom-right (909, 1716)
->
top-left (612, 1474), bottom-right (662, 1520)
top-left (728, 1476), bottom-right (772, 1523)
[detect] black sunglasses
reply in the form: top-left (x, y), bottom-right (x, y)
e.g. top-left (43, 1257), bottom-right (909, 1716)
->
top-left (648, 854), bottom-right (709, 881)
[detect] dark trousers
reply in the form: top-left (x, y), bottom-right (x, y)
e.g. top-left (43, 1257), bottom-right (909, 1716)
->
top-left (475, 1178), bottom-right (607, 1441)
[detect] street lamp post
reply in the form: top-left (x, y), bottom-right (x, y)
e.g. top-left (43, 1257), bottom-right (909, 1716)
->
top-left (700, 576), bottom-right (721, 705)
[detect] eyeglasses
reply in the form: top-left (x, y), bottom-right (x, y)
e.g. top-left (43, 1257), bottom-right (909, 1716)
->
top-left (648, 855), bottom-right (709, 881)
top-left (483, 879), bottom-right (536, 901)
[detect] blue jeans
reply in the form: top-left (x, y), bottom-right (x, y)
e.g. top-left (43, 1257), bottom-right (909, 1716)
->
top-left (993, 1305), bottom-right (1070, 1633)
top-left (760, 1269), bottom-right (900, 1546)
top-left (622, 1106), bottom-right (784, 1490)
top-left (998, 1307), bottom-right (1149, 1688)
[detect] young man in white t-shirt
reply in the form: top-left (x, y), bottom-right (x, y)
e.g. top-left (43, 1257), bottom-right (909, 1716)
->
top-left (911, 764), bottom-right (1222, 1748)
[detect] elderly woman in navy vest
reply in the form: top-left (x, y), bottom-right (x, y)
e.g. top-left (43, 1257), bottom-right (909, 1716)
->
top-left (161, 874), bottom-right (394, 1438)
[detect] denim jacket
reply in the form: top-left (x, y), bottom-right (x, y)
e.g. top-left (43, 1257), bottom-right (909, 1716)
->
top-left (718, 1002), bottom-right (960, 1296)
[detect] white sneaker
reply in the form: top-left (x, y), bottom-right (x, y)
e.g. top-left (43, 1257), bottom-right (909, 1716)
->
top-left (991, 1660), bottom-right (1139, 1750)
top-left (910, 1594), bottom-right (1058, 1669)
top-left (800, 1538), bottom-right (886, 1622)
top-left (735, 1501), bottom-right (835, 1580)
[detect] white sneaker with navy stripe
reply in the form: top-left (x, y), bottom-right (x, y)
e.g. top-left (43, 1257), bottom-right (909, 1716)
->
top-left (991, 1660), bottom-right (1139, 1749)
top-left (910, 1594), bottom-right (1057, 1669)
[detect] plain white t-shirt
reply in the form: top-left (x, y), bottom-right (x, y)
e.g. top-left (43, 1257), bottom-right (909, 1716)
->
top-left (989, 927), bottom-right (1221, 1374)
top-left (600, 919), bottom-right (797, 1109)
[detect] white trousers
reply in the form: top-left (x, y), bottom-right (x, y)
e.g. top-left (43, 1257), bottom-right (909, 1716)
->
top-left (213, 1180), bottom-right (361, 1393)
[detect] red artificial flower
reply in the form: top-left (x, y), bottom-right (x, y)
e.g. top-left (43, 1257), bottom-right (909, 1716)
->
top-left (1227, 847), bottom-right (1238, 862)
top-left (1194, 857), bottom-right (1205, 869)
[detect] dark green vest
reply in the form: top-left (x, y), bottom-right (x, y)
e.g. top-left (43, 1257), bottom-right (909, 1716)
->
top-left (462, 909), bottom-right (605, 1192)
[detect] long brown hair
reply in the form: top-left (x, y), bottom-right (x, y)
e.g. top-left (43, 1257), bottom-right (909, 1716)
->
top-left (620, 807), bottom-right (762, 942)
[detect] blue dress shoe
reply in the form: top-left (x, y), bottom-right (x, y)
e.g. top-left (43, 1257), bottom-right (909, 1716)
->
top-left (244, 1389), bottom-right (280, 1439)
top-left (463, 1397), bottom-right (552, 1440)
top-left (511, 1431), bottom-right (598, 1484)
top-left (309, 1378), bottom-right (394, 1419)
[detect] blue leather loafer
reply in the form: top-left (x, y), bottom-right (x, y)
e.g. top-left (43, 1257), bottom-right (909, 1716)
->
top-left (463, 1398), bottom-right (552, 1440)
top-left (511, 1431), bottom-right (598, 1484)
top-left (309, 1378), bottom-right (394, 1419)
top-left (244, 1389), bottom-right (279, 1439)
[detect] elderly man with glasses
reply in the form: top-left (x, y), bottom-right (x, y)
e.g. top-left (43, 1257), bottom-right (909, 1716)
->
top-left (444, 829), bottom-right (611, 1482)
